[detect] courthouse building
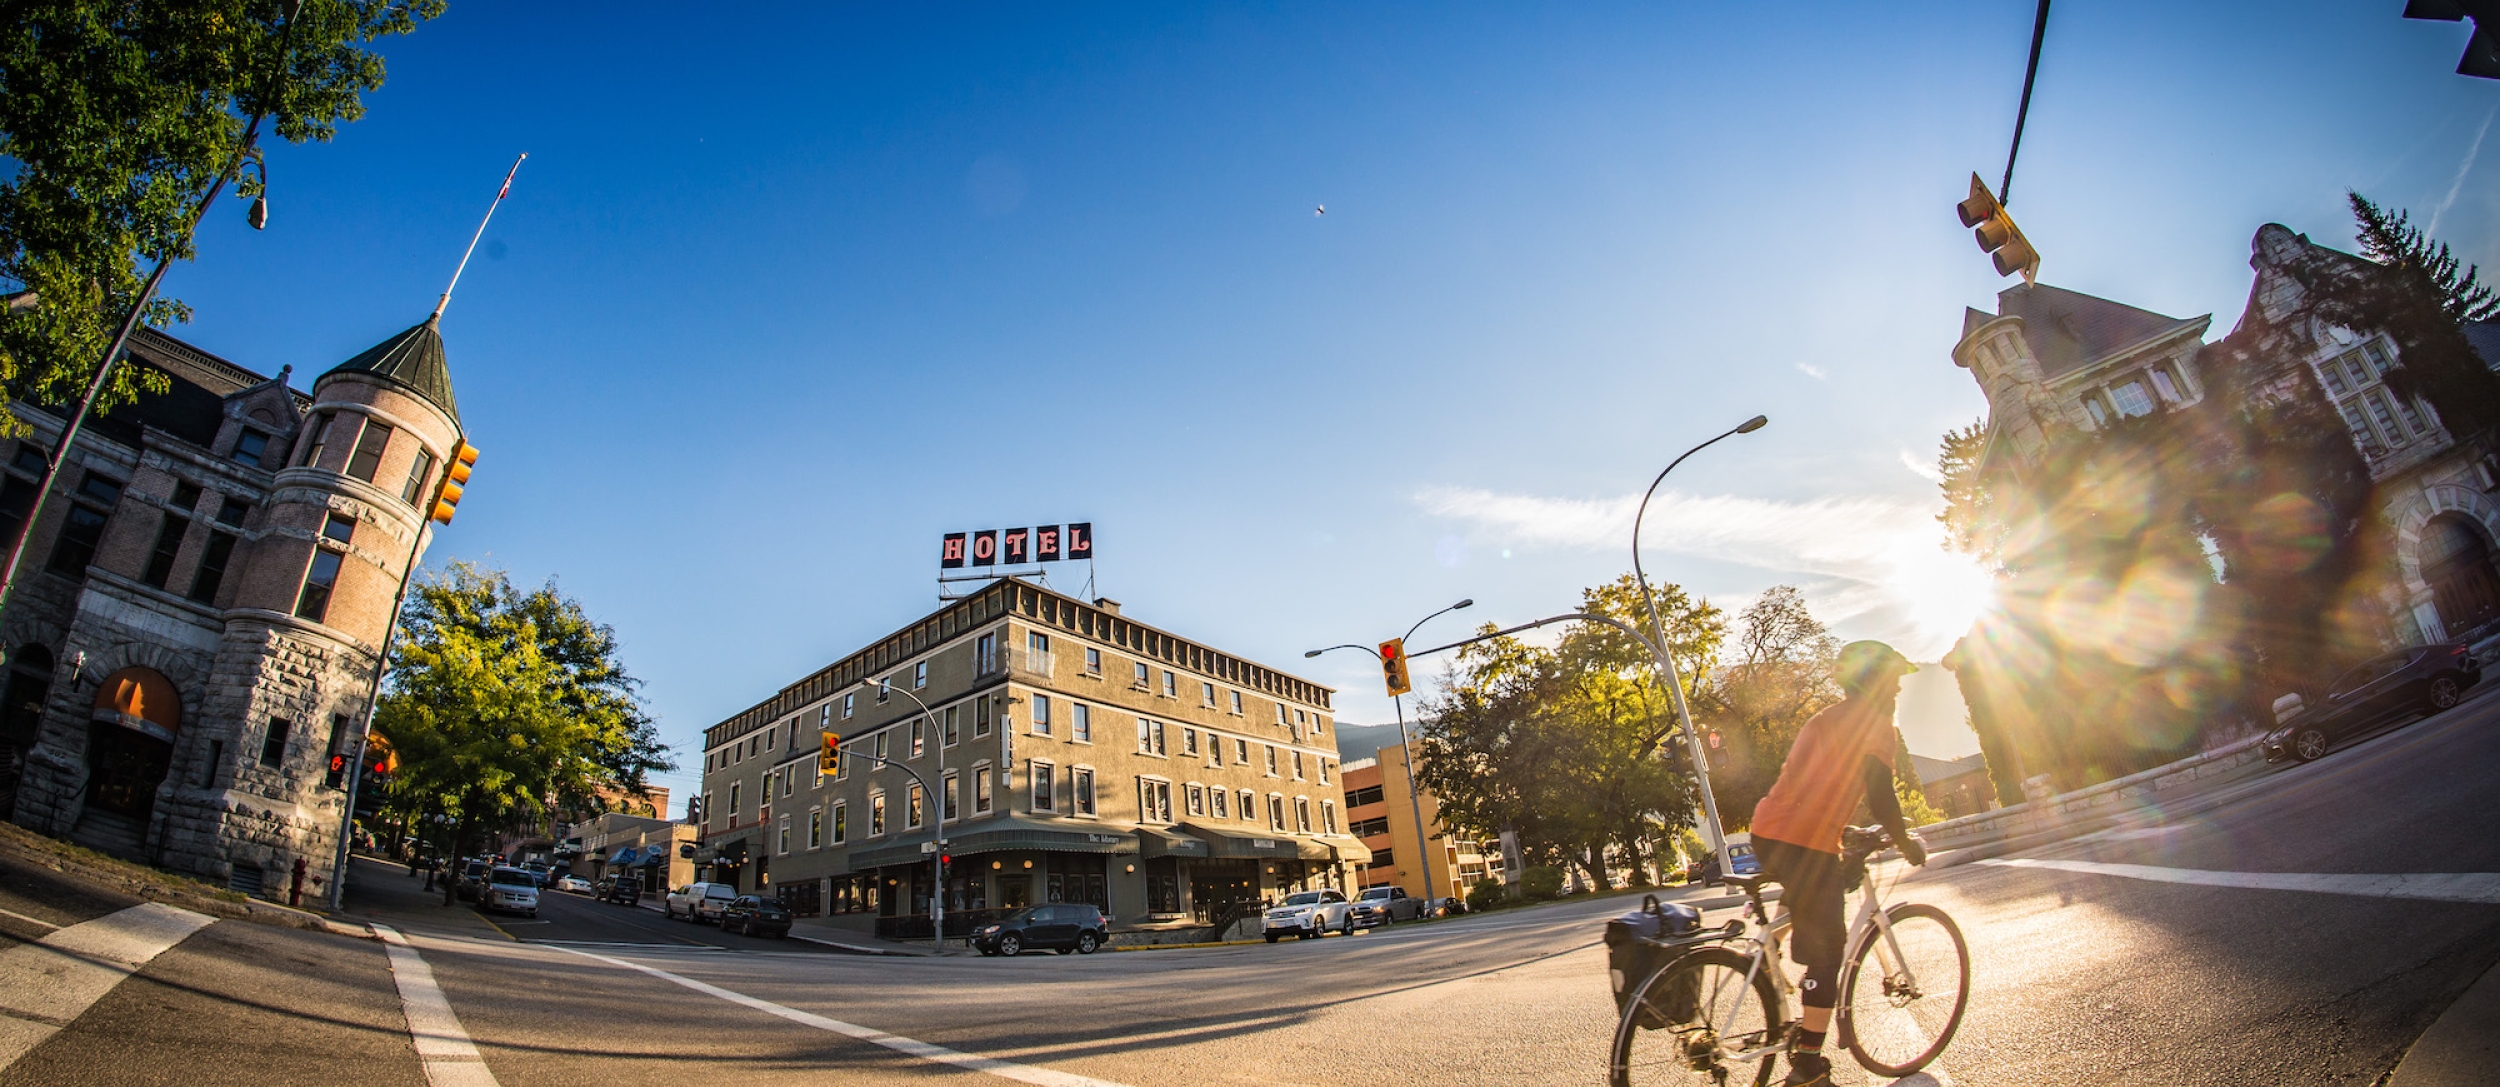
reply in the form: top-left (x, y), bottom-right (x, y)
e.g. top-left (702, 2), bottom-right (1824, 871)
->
top-left (696, 577), bottom-right (1366, 934)
top-left (0, 315), bottom-right (465, 899)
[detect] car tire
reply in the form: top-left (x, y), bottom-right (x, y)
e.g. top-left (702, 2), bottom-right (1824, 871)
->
top-left (1077, 931), bottom-right (1099, 954)
top-left (2291, 726), bottom-right (2331, 762)
top-left (1298, 930), bottom-right (1313, 940)
top-left (1339, 914), bottom-right (1353, 936)
top-left (1000, 934), bottom-right (1023, 957)
top-left (2430, 675), bottom-right (2465, 710)
top-left (1265, 933), bottom-right (1280, 944)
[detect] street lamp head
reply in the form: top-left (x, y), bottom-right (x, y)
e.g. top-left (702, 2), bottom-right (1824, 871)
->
top-left (1736, 414), bottom-right (1769, 434)
top-left (1453, 599), bottom-right (1474, 610)
top-left (1303, 650), bottom-right (1323, 658)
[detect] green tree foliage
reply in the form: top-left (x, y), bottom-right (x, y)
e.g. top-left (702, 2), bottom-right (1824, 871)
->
top-left (2349, 192), bottom-right (2499, 324)
top-left (1414, 574), bottom-right (1724, 890)
top-left (2293, 193), bottom-right (2500, 452)
top-left (0, 0), bottom-right (441, 436)
top-left (1690, 586), bottom-right (1839, 827)
top-left (373, 562), bottom-right (671, 879)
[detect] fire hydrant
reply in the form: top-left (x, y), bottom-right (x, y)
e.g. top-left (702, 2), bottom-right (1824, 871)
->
top-left (289, 857), bottom-right (309, 907)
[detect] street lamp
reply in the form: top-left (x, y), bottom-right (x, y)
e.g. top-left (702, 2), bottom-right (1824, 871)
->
top-left (1306, 597), bottom-right (1471, 910)
top-left (853, 676), bottom-right (950, 953)
top-left (1629, 414), bottom-right (1767, 859)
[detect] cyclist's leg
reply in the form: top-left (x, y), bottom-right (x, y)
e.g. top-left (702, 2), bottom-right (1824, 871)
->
top-left (1754, 837), bottom-right (1846, 1081)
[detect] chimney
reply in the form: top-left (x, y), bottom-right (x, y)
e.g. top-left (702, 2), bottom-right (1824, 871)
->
top-left (1093, 598), bottom-right (1121, 615)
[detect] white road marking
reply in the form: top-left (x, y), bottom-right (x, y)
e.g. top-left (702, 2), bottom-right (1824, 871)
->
top-left (373, 924), bottom-right (502, 1087)
top-left (0, 908), bottom-right (60, 932)
top-left (0, 901), bottom-right (215, 1071)
top-left (1980, 859), bottom-right (2500, 904)
top-left (548, 943), bottom-right (1138, 1087)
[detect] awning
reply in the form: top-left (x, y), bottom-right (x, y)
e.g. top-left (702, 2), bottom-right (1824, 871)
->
top-left (846, 816), bottom-right (1143, 871)
top-left (1178, 823), bottom-right (1333, 861)
top-left (1137, 826), bottom-right (1209, 859)
top-left (1326, 838), bottom-right (1375, 864)
top-left (611, 846), bottom-right (641, 865)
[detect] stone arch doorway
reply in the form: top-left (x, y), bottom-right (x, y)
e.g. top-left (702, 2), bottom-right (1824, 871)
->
top-left (77, 666), bottom-right (182, 859)
top-left (0, 644), bottom-right (54, 817)
top-left (2423, 513), bottom-right (2500, 641)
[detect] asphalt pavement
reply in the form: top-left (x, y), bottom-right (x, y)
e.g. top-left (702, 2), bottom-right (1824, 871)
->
top-left (4, 686), bottom-right (2497, 1084)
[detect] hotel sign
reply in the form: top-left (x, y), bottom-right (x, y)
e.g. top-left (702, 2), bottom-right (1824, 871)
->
top-left (942, 523), bottom-right (1093, 568)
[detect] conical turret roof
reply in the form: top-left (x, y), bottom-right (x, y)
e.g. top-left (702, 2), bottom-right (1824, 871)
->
top-left (321, 315), bottom-right (458, 423)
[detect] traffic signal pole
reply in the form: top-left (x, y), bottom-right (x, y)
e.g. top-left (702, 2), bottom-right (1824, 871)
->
top-left (1307, 599), bottom-right (1471, 911)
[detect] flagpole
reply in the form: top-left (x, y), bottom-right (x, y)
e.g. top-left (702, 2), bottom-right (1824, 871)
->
top-left (433, 153), bottom-right (526, 320)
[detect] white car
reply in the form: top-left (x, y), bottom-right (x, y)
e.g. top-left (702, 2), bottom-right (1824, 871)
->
top-left (553, 875), bottom-right (593, 894)
top-left (1263, 889), bottom-right (1354, 942)
top-left (483, 867), bottom-right (540, 917)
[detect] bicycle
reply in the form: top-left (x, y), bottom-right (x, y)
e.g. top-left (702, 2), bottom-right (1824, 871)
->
top-left (1608, 827), bottom-right (1970, 1086)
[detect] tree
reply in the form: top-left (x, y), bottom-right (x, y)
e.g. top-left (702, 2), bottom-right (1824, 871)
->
top-left (372, 562), bottom-right (670, 895)
top-left (0, 0), bottom-right (441, 436)
top-left (1692, 586), bottom-right (1840, 825)
top-left (2287, 193), bottom-right (2500, 454)
top-left (2349, 192), bottom-right (2499, 324)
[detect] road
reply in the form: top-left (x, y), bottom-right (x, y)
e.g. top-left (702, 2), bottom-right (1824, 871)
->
top-left (5, 685), bottom-right (2498, 1085)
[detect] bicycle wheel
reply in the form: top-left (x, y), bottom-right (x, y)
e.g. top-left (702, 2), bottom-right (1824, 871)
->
top-left (1840, 902), bottom-right (1969, 1076)
top-left (1610, 945), bottom-right (1784, 1087)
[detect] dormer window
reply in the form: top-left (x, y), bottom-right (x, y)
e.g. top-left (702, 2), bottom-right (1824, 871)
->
top-left (2109, 381), bottom-right (2155, 418)
top-left (232, 428), bottom-right (270, 467)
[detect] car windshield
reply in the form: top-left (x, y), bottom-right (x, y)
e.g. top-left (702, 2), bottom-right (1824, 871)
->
top-left (706, 886), bottom-right (737, 899)
top-left (1359, 889), bottom-right (1391, 900)
top-left (489, 868), bottom-right (533, 887)
top-left (1006, 908), bottom-right (1040, 924)
top-left (1283, 892), bottom-right (1325, 906)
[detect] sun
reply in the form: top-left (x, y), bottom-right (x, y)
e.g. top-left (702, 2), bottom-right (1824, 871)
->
top-left (1885, 534), bottom-right (1998, 654)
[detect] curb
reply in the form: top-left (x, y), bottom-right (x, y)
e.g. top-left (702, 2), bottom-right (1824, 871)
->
top-left (2390, 955), bottom-right (2500, 1086)
top-left (788, 933), bottom-right (926, 956)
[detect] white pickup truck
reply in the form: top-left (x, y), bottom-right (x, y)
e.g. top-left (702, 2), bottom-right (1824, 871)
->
top-left (1351, 885), bottom-right (1424, 927)
top-left (1263, 889), bottom-right (1354, 942)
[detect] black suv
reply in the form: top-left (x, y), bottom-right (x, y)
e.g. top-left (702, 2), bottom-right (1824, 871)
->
top-left (720, 895), bottom-right (792, 938)
top-left (2265, 642), bottom-right (2482, 763)
top-left (597, 874), bottom-right (641, 906)
top-left (973, 903), bottom-right (1108, 957)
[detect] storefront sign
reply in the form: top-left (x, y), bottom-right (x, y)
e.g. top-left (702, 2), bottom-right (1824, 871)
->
top-left (942, 523), bottom-right (1093, 568)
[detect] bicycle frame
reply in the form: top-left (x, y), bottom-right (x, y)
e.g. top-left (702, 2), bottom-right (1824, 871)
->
top-left (1706, 860), bottom-right (1919, 1065)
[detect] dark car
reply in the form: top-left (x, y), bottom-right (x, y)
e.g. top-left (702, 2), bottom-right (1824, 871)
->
top-left (972, 903), bottom-right (1108, 957)
top-left (720, 895), bottom-right (792, 937)
top-left (454, 859), bottom-right (491, 902)
top-left (597, 874), bottom-right (642, 906)
top-left (2265, 642), bottom-right (2482, 763)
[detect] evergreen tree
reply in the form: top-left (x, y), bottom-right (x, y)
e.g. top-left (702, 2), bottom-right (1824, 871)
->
top-left (2349, 192), bottom-right (2499, 323)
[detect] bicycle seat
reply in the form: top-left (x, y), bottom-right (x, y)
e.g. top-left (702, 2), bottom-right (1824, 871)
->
top-left (1721, 873), bottom-right (1775, 895)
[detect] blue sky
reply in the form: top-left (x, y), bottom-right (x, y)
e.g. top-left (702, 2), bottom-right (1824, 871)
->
top-left (153, 3), bottom-right (2497, 808)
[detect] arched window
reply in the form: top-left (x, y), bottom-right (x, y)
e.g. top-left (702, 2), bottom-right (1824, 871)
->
top-left (91, 666), bottom-right (181, 743)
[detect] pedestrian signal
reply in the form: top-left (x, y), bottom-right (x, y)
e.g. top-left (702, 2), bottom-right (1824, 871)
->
top-left (1955, 173), bottom-right (2040, 283)
top-left (431, 443), bottom-right (479, 524)
top-left (819, 732), bottom-right (841, 773)
top-left (1380, 638), bottom-right (1413, 697)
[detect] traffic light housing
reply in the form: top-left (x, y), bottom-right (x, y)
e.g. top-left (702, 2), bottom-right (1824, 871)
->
top-left (819, 732), bottom-right (841, 774)
top-left (1955, 173), bottom-right (2040, 283)
top-left (1379, 638), bottom-right (1413, 697)
top-left (2404, 1), bottom-right (2500, 79)
top-left (431, 442), bottom-right (478, 524)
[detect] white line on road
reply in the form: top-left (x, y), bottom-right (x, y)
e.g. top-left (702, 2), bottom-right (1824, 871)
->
top-left (1980, 859), bottom-right (2500, 904)
top-left (548, 943), bottom-right (1138, 1087)
top-left (0, 901), bottom-right (215, 1072)
top-left (373, 924), bottom-right (502, 1087)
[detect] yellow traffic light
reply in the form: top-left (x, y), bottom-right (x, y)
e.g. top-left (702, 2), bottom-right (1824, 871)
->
top-left (431, 442), bottom-right (478, 524)
top-left (1380, 638), bottom-right (1413, 697)
top-left (819, 732), bottom-right (841, 774)
top-left (1955, 173), bottom-right (2040, 283)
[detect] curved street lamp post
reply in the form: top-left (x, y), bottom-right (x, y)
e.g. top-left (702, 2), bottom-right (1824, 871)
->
top-left (850, 677), bottom-right (948, 952)
top-left (1306, 598), bottom-right (1472, 911)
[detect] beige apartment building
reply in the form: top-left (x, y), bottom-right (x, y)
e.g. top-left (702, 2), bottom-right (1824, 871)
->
top-left (695, 577), bottom-right (1366, 935)
top-left (1341, 741), bottom-right (1497, 901)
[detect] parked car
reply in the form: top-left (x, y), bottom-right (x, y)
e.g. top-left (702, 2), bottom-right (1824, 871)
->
top-left (1262, 889), bottom-right (1354, 942)
top-left (481, 867), bottom-right (540, 917)
top-left (720, 895), bottom-right (793, 938)
top-left (2265, 642), bottom-right (2482, 763)
top-left (525, 862), bottom-right (552, 887)
top-left (973, 903), bottom-right (1108, 956)
top-left (454, 859), bottom-right (491, 902)
top-left (665, 881), bottom-right (740, 923)
top-left (1350, 886), bottom-right (1423, 928)
top-left (553, 875), bottom-right (593, 894)
top-left (597, 875), bottom-right (642, 906)
top-left (1429, 895), bottom-right (1467, 917)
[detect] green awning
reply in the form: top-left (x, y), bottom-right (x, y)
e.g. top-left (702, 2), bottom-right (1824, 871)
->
top-left (846, 816), bottom-right (1141, 870)
top-left (1179, 822), bottom-right (1332, 861)
top-left (1326, 838), bottom-right (1374, 864)
top-left (1138, 826), bottom-right (1210, 858)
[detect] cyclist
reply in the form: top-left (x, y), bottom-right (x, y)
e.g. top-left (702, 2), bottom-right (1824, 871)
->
top-left (1748, 640), bottom-right (1929, 1087)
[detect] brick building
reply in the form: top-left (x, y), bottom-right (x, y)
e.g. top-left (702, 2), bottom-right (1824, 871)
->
top-left (0, 315), bottom-right (464, 900)
top-left (1341, 742), bottom-right (1497, 901)
top-left (695, 577), bottom-right (1366, 935)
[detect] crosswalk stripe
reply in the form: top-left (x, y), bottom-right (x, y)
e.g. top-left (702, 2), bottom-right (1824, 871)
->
top-left (0, 901), bottom-right (216, 1071)
top-left (1979, 859), bottom-right (2500, 904)
top-left (373, 924), bottom-right (502, 1087)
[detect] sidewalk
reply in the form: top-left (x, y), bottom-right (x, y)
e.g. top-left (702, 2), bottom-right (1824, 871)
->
top-left (333, 854), bottom-right (506, 940)
top-left (2389, 953), bottom-right (2500, 1086)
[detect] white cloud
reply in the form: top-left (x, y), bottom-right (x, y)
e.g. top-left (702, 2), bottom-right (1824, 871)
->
top-left (1795, 362), bottom-right (1828, 380)
top-left (1899, 449), bottom-right (1944, 483)
top-left (2430, 103), bottom-right (2496, 237)
top-left (1413, 484), bottom-right (1993, 658)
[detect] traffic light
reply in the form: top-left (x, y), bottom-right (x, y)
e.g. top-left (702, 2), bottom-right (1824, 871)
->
top-left (819, 732), bottom-right (841, 774)
top-left (431, 442), bottom-right (478, 524)
top-left (1955, 173), bottom-right (2040, 283)
top-left (1379, 638), bottom-right (1412, 697)
top-left (327, 753), bottom-right (348, 788)
top-left (2405, 1), bottom-right (2500, 78)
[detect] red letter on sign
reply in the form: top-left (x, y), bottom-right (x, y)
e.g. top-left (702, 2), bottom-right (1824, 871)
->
top-left (1067, 522), bottom-right (1093, 560)
top-left (1037, 526), bottom-right (1061, 562)
top-left (941, 533), bottom-right (967, 569)
top-left (972, 530), bottom-right (998, 566)
top-left (1003, 528), bottom-right (1031, 565)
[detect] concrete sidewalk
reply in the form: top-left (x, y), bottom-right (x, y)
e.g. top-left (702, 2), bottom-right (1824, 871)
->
top-left (333, 853), bottom-right (505, 940)
top-left (2390, 955), bottom-right (2500, 1087)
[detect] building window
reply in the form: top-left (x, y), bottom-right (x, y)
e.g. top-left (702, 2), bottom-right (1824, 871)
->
top-left (1185, 783), bottom-right (1206, 817)
top-left (296, 412), bottom-right (335, 468)
top-left (1032, 694), bottom-right (1052, 736)
top-left (1240, 790), bottom-right (1257, 821)
top-left (1073, 767), bottom-right (1096, 816)
top-left (1318, 759), bottom-right (1331, 785)
top-left (294, 550), bottom-right (345, 622)
top-left (1182, 728), bottom-right (1198, 756)
top-left (45, 471), bottom-right (123, 578)
top-left (912, 718), bottom-right (926, 758)
top-left (974, 762), bottom-right (994, 814)
top-left (781, 766), bottom-right (793, 797)
top-left (1235, 738), bottom-right (1250, 764)
top-left (1026, 631), bottom-right (1051, 675)
top-left (259, 718), bottom-right (291, 768)
top-left (344, 418), bottom-right (393, 482)
top-left (914, 660), bottom-right (928, 689)
top-left (1269, 795), bottom-right (1287, 832)
top-left (1071, 703), bottom-right (1090, 743)
top-left (401, 447), bottom-right (435, 505)
top-left (1264, 745), bottom-right (1278, 776)
top-left (809, 809), bottom-right (823, 849)
top-left (730, 781), bottom-right (742, 819)
top-left (1085, 648), bottom-right (1102, 675)
top-left (1132, 661), bottom-right (1149, 688)
top-left (1322, 800), bottom-right (1338, 835)
top-left (1161, 670), bottom-right (1176, 698)
top-left (2082, 395), bottom-right (2110, 427)
top-left (832, 801), bottom-right (847, 843)
top-left (942, 770), bottom-right (959, 821)
top-left (702, 792), bottom-right (715, 830)
top-left (974, 694), bottom-right (993, 737)
top-left (870, 792), bottom-right (886, 836)
top-left (976, 632), bottom-right (999, 675)
top-left (907, 783), bottom-right (925, 829)
top-left (1212, 788), bottom-right (1229, 819)
top-left (322, 511), bottom-right (356, 545)
top-left (1351, 816), bottom-right (1390, 838)
top-left (1229, 691), bottom-right (1243, 715)
top-left (944, 705), bottom-right (960, 747)
top-left (874, 731), bottom-right (889, 761)
top-left (1031, 761), bottom-right (1056, 812)
top-left (1295, 797), bottom-right (1312, 834)
top-left (842, 693), bottom-right (855, 719)
top-left (1292, 751), bottom-right (1305, 780)
top-left (232, 427), bottom-right (271, 467)
top-left (777, 819), bottom-right (790, 856)
top-left (2109, 380), bottom-right (2155, 418)
top-left (1201, 681), bottom-right (1216, 707)
top-left (142, 482), bottom-right (200, 590)
top-left (1133, 718), bottom-right (1165, 756)
top-left (1138, 778), bottom-right (1172, 823)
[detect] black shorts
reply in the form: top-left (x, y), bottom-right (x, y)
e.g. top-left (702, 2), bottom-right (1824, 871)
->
top-left (1753, 836), bottom-right (1846, 971)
